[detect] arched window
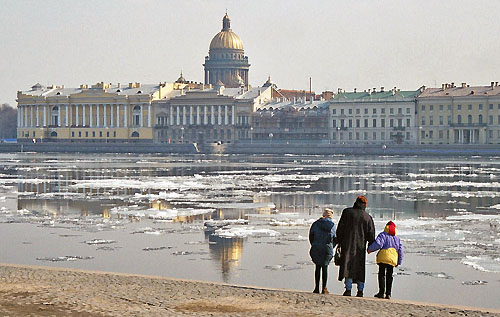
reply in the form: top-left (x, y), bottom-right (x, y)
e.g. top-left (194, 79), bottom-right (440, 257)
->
top-left (457, 115), bottom-right (462, 124)
top-left (479, 114), bottom-right (483, 124)
top-left (51, 106), bottom-right (60, 126)
top-left (468, 115), bottom-right (472, 124)
top-left (50, 131), bottom-right (57, 137)
top-left (131, 131), bottom-right (140, 137)
top-left (133, 106), bottom-right (141, 126)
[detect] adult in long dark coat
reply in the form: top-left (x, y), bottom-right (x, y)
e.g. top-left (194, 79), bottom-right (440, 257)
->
top-left (336, 195), bottom-right (375, 297)
top-left (309, 208), bottom-right (337, 294)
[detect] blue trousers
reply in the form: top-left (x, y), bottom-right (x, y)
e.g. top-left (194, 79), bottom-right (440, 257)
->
top-left (345, 278), bottom-right (364, 291)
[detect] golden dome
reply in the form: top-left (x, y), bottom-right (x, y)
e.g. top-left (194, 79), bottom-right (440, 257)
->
top-left (209, 14), bottom-right (244, 50)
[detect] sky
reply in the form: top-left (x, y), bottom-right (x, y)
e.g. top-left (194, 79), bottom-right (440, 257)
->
top-left (1, 0), bottom-right (500, 107)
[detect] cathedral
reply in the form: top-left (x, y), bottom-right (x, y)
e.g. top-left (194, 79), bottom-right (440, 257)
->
top-left (203, 13), bottom-right (250, 88)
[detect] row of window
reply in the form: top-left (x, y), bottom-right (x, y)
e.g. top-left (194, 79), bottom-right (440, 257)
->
top-left (158, 128), bottom-right (232, 140)
top-left (421, 104), bottom-right (500, 111)
top-left (332, 107), bottom-right (411, 115)
top-left (420, 114), bottom-right (500, 125)
top-left (420, 130), bottom-right (500, 140)
top-left (332, 131), bottom-right (412, 141)
top-left (156, 115), bottom-right (234, 126)
top-left (332, 118), bottom-right (411, 128)
top-left (20, 130), bottom-right (140, 138)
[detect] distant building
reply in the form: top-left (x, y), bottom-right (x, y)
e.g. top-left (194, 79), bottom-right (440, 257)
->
top-left (16, 82), bottom-right (171, 143)
top-left (203, 13), bottom-right (250, 88)
top-left (330, 87), bottom-right (424, 145)
top-left (153, 83), bottom-right (272, 144)
top-left (417, 82), bottom-right (500, 144)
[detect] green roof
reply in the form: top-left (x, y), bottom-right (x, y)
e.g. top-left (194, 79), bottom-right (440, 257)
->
top-left (332, 89), bottom-right (422, 102)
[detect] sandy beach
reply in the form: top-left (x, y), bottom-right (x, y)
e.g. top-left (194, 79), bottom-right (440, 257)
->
top-left (0, 263), bottom-right (498, 316)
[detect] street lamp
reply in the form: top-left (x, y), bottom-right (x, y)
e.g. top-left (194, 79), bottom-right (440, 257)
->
top-left (250, 126), bottom-right (253, 144)
top-left (268, 132), bottom-right (273, 145)
top-left (181, 126), bottom-right (184, 144)
top-left (336, 126), bottom-right (340, 144)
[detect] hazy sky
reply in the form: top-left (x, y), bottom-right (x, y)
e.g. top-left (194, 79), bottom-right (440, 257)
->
top-left (2, 0), bottom-right (500, 107)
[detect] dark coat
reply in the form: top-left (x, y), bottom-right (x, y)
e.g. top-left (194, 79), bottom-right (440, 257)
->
top-left (336, 202), bottom-right (375, 283)
top-left (309, 217), bottom-right (337, 266)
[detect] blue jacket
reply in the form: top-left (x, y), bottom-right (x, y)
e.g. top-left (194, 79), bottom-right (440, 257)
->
top-left (309, 217), bottom-right (337, 266)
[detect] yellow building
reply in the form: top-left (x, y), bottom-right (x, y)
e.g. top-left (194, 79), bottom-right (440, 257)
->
top-left (417, 82), bottom-right (500, 144)
top-left (17, 82), bottom-right (172, 143)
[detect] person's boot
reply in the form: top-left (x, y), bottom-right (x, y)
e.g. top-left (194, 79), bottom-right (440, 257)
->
top-left (312, 288), bottom-right (319, 293)
top-left (322, 287), bottom-right (329, 294)
top-left (385, 294), bottom-right (391, 300)
top-left (342, 289), bottom-right (351, 296)
top-left (356, 290), bottom-right (363, 297)
top-left (374, 292), bottom-right (384, 298)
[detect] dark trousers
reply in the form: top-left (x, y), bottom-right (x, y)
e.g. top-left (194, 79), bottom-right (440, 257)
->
top-left (377, 263), bottom-right (394, 296)
top-left (314, 264), bottom-right (328, 290)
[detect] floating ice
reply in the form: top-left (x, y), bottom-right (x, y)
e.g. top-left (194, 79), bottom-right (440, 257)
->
top-left (36, 255), bottom-right (94, 262)
top-left (462, 280), bottom-right (488, 285)
top-left (84, 239), bottom-right (116, 245)
top-left (142, 246), bottom-right (173, 251)
top-left (212, 226), bottom-right (280, 238)
top-left (416, 271), bottom-right (454, 279)
top-left (461, 256), bottom-right (500, 273)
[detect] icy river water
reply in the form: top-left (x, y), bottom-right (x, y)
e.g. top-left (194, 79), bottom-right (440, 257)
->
top-left (1, 153), bottom-right (499, 309)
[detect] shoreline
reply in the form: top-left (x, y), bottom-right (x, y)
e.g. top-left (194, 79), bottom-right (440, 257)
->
top-left (1, 263), bottom-right (499, 316)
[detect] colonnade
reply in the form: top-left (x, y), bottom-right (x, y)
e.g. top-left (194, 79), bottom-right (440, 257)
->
top-left (17, 104), bottom-right (153, 128)
top-left (166, 104), bottom-right (235, 126)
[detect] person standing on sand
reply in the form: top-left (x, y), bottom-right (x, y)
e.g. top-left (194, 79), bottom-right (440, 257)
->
top-left (336, 195), bottom-right (375, 297)
top-left (367, 221), bottom-right (404, 300)
top-left (309, 208), bottom-right (337, 294)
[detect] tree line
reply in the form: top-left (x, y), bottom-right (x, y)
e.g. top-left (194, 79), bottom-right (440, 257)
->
top-left (0, 103), bottom-right (17, 140)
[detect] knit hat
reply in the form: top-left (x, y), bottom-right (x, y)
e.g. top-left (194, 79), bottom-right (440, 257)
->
top-left (384, 221), bottom-right (397, 236)
top-left (355, 195), bottom-right (368, 206)
top-left (322, 208), bottom-right (333, 218)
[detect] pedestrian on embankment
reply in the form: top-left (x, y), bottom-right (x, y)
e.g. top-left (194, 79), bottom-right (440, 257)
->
top-left (336, 195), bottom-right (375, 297)
top-left (309, 208), bottom-right (337, 294)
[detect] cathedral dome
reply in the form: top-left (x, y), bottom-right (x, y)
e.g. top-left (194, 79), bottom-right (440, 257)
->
top-left (209, 14), bottom-right (244, 50)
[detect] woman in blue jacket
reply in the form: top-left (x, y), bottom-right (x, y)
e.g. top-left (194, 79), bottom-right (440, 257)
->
top-left (309, 208), bottom-right (337, 294)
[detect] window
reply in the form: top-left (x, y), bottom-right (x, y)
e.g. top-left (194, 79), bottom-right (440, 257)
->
top-left (398, 119), bottom-right (402, 127)
top-left (356, 109), bottom-right (360, 115)
top-left (106, 131), bottom-right (110, 137)
top-left (448, 116), bottom-right (452, 124)
top-left (406, 108), bottom-right (411, 114)
top-left (100, 131), bottom-right (103, 137)
top-left (381, 119), bottom-right (385, 127)
top-left (439, 105), bottom-right (443, 111)
top-left (390, 108), bottom-right (394, 114)
top-left (406, 132), bottom-right (410, 140)
top-left (489, 130), bottom-right (493, 139)
top-left (85, 131), bottom-right (88, 137)
top-left (429, 130), bottom-right (434, 138)
top-left (349, 109), bottom-right (353, 115)
top-left (381, 132), bottom-right (385, 140)
top-left (373, 119), bottom-right (377, 128)
top-left (373, 108), bottom-right (377, 114)
top-left (490, 104), bottom-right (494, 110)
top-left (92, 131), bottom-right (95, 137)
top-left (349, 119), bottom-right (353, 128)
top-left (421, 117), bottom-right (425, 125)
top-left (468, 115), bottom-right (472, 124)
top-left (406, 118), bottom-right (410, 127)
top-left (439, 116), bottom-right (443, 125)
top-left (479, 104), bottom-right (483, 110)
top-left (390, 119), bottom-right (394, 127)
top-left (489, 116), bottom-right (493, 124)
top-left (332, 109), bottom-right (336, 115)
top-left (468, 104), bottom-right (472, 111)
top-left (356, 132), bottom-right (360, 140)
top-left (332, 119), bottom-right (337, 128)
top-left (479, 114), bottom-right (483, 124)
top-left (421, 105), bottom-right (425, 111)
top-left (421, 130), bottom-right (425, 139)
top-left (113, 131), bottom-right (116, 137)
top-left (364, 108), bottom-right (368, 115)
top-left (131, 131), bottom-right (139, 137)
top-left (364, 132), bottom-right (368, 140)
top-left (429, 105), bottom-right (433, 111)
top-left (349, 132), bottom-right (352, 140)
top-left (356, 119), bottom-right (360, 128)
top-left (78, 131), bottom-right (81, 137)
top-left (373, 132), bottom-right (376, 140)
top-left (341, 109), bottom-right (344, 115)
top-left (458, 104), bottom-right (462, 111)
top-left (458, 115), bottom-right (462, 124)
top-left (364, 119), bottom-right (368, 127)
top-left (381, 108), bottom-right (385, 114)
top-left (341, 119), bottom-right (345, 128)
top-left (448, 105), bottom-right (452, 111)
top-left (439, 130), bottom-right (444, 139)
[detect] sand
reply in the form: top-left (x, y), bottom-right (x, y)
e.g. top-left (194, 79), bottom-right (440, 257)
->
top-left (0, 263), bottom-right (499, 316)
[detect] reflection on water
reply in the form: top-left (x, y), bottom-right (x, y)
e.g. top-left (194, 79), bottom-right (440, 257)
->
top-left (1, 153), bottom-right (500, 286)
